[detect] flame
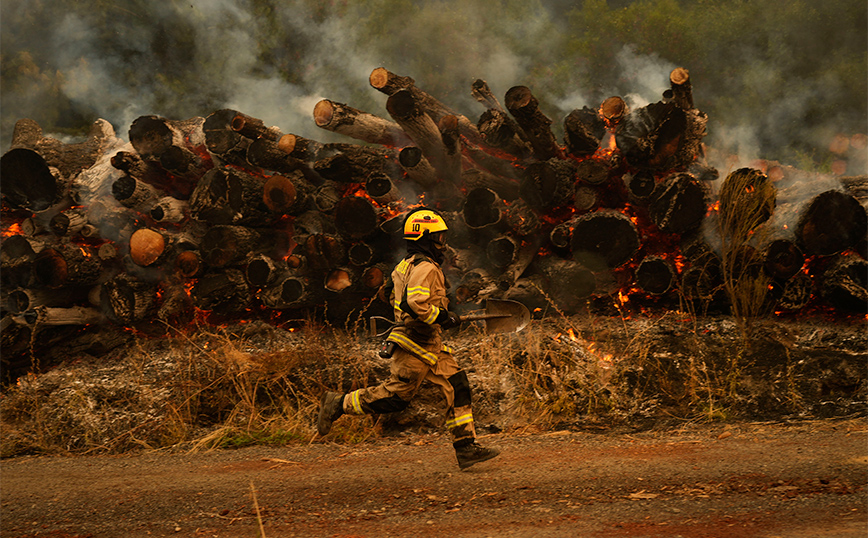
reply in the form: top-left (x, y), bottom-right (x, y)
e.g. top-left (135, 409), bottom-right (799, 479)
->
top-left (3, 223), bottom-right (22, 237)
top-left (617, 290), bottom-right (629, 305)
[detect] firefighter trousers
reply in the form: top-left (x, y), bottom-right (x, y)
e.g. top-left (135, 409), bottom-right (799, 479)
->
top-left (340, 346), bottom-right (476, 445)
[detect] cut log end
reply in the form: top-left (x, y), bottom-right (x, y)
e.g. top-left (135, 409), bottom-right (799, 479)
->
top-left (313, 100), bottom-right (334, 127)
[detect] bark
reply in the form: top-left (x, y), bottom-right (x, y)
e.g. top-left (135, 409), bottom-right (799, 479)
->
top-left (504, 86), bottom-right (563, 161)
top-left (100, 272), bottom-right (158, 324)
top-left (398, 147), bottom-right (438, 189)
top-left (10, 118), bottom-right (120, 180)
top-left (230, 112), bottom-right (282, 141)
top-left (246, 136), bottom-right (306, 176)
top-left (32, 244), bottom-right (104, 289)
top-left (278, 134), bottom-right (325, 162)
top-left (150, 196), bottom-right (189, 223)
top-left (796, 190), bottom-right (867, 256)
top-left (262, 171), bottom-right (310, 216)
top-left (369, 67), bottom-right (483, 144)
top-left (200, 225), bottom-right (290, 268)
top-left (12, 305), bottom-right (105, 327)
top-left (189, 166), bottom-right (275, 226)
top-left (190, 269), bottom-right (251, 313)
top-left (470, 79), bottom-right (505, 113)
top-left (314, 99), bottom-right (411, 147)
top-left (386, 89), bottom-right (453, 181)
top-left (334, 195), bottom-right (383, 240)
top-left (476, 108), bottom-right (533, 160)
top-left (128, 115), bottom-right (207, 179)
top-left (204, 109), bottom-right (256, 169)
top-left (112, 174), bottom-right (164, 213)
top-left (649, 172), bottom-right (707, 234)
top-left (820, 255), bottom-right (867, 313)
top-left (313, 144), bottom-right (400, 184)
top-left (668, 67), bottom-right (694, 110)
top-left (762, 239), bottom-right (804, 280)
top-left (461, 166), bottom-right (520, 202)
top-left (49, 207), bottom-right (89, 237)
top-left (520, 158), bottom-right (577, 210)
top-left (563, 107), bottom-right (606, 158)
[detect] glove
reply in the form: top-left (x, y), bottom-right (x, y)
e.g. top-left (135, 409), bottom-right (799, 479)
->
top-left (439, 310), bottom-right (461, 330)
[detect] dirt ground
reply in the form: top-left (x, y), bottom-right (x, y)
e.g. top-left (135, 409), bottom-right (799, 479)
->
top-left (2, 418), bottom-right (866, 538)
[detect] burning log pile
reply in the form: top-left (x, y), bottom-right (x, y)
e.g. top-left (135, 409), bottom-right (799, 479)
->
top-left (1, 67), bottom-right (866, 374)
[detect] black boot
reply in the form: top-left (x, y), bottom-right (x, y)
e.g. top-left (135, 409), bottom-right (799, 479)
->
top-left (455, 441), bottom-right (500, 470)
top-left (316, 392), bottom-right (344, 436)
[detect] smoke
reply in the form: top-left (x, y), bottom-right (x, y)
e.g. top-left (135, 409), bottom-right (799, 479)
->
top-left (0, 0), bottom-right (864, 177)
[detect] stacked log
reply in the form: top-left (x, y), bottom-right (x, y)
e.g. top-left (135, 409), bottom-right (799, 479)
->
top-left (2, 62), bottom-right (865, 378)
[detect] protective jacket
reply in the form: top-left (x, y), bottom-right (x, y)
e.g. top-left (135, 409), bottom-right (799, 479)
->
top-left (385, 253), bottom-right (453, 365)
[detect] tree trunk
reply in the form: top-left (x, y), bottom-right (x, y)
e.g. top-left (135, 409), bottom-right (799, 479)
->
top-left (796, 190), bottom-right (867, 256)
top-left (101, 272), bottom-right (157, 324)
top-left (563, 107), bottom-right (606, 158)
top-left (648, 172), bottom-right (707, 234)
top-left (314, 99), bottom-right (411, 147)
top-left (476, 108), bottom-right (533, 160)
top-left (504, 86), bottom-right (563, 161)
top-left (0, 148), bottom-right (64, 211)
top-left (112, 174), bottom-right (164, 213)
top-left (32, 243), bottom-right (105, 289)
top-left (386, 89), bottom-right (453, 181)
top-left (635, 255), bottom-right (676, 295)
top-left (570, 210), bottom-right (640, 271)
top-left (189, 166), bottom-right (275, 226)
top-left (520, 158), bottom-right (577, 210)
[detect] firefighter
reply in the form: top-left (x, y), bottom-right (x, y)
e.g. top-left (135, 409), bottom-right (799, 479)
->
top-left (316, 207), bottom-right (500, 470)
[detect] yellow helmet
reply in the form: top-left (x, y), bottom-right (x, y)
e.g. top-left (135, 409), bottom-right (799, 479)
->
top-left (403, 208), bottom-right (448, 241)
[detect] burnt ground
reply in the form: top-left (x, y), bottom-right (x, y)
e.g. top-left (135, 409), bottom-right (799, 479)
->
top-left (1, 312), bottom-right (866, 537)
top-left (1, 418), bottom-right (866, 538)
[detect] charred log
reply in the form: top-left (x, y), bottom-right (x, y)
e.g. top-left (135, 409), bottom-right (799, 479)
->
top-left (0, 148), bottom-right (63, 211)
top-left (101, 272), bottom-right (157, 324)
top-left (624, 171), bottom-right (657, 202)
top-left (301, 233), bottom-right (347, 271)
top-left (201, 225), bottom-right (290, 268)
top-left (314, 99), bottom-right (411, 147)
top-left (150, 196), bottom-right (189, 223)
top-left (821, 255), bottom-right (868, 312)
top-left (246, 136), bottom-right (306, 176)
top-left (245, 253), bottom-right (287, 289)
top-left (668, 67), bottom-right (694, 110)
top-left (230, 112), bottom-right (282, 141)
top-left (10, 118), bottom-right (120, 180)
top-left (49, 207), bottom-right (88, 237)
top-left (370, 67), bottom-right (482, 144)
top-left (365, 172), bottom-right (402, 205)
top-left (263, 171), bottom-right (310, 216)
top-left (796, 190), bottom-right (867, 256)
top-left (128, 115), bottom-right (207, 179)
top-left (175, 250), bottom-right (205, 279)
top-left (33, 244), bottom-right (104, 289)
top-left (313, 144), bottom-right (400, 183)
top-left (462, 188), bottom-right (504, 231)
top-left (112, 174), bottom-right (164, 213)
top-left (615, 101), bottom-right (690, 171)
top-left (564, 107), bottom-right (606, 158)
top-left (570, 210), bottom-right (640, 271)
top-left (278, 134), bottom-right (325, 163)
top-left (504, 86), bottom-right (563, 161)
top-left (398, 147), bottom-right (438, 188)
top-left (762, 239), bottom-right (804, 280)
top-left (635, 255), bottom-right (676, 295)
top-left (534, 256), bottom-right (596, 310)
top-left (520, 158), bottom-right (577, 210)
top-left (462, 167), bottom-right (520, 202)
top-left (771, 273), bottom-right (812, 312)
top-left (476, 108), bottom-right (533, 159)
top-left (190, 269), bottom-right (251, 313)
top-left (386, 89), bottom-right (453, 181)
top-left (203, 109), bottom-right (255, 168)
top-left (575, 158), bottom-right (611, 186)
top-left (189, 166), bottom-right (274, 226)
top-left (6, 287), bottom-right (89, 315)
top-left (648, 172), bottom-right (707, 234)
top-left (259, 274), bottom-right (320, 309)
top-left (334, 196), bottom-right (381, 241)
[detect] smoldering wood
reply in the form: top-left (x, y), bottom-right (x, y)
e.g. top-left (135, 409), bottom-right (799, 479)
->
top-left (504, 86), bottom-right (563, 161)
top-left (496, 238), bottom-right (539, 291)
top-left (112, 174), bottom-right (164, 213)
top-left (10, 118), bottom-right (120, 180)
top-left (470, 79), bottom-right (506, 113)
top-left (32, 243), bottom-right (104, 289)
top-left (669, 67), bottom-right (694, 110)
top-left (13, 305), bottom-right (105, 327)
top-left (574, 185), bottom-right (598, 212)
top-left (438, 115), bottom-right (464, 184)
top-left (156, 277), bottom-right (194, 324)
top-left (263, 172), bottom-right (310, 215)
top-left (300, 233), bottom-right (347, 271)
top-left (175, 250), bottom-right (205, 278)
top-left (259, 274), bottom-right (320, 309)
top-left (246, 136), bottom-right (306, 176)
top-left (101, 272), bottom-right (158, 324)
top-left (520, 158), bottom-right (577, 210)
top-left (462, 187), bottom-right (504, 230)
top-left (128, 115), bottom-right (207, 179)
top-left (334, 196), bottom-right (382, 240)
top-left (365, 172), bottom-right (402, 205)
top-left (476, 108), bottom-right (534, 160)
top-left (462, 167), bottom-right (520, 202)
top-left (486, 235), bottom-right (520, 269)
top-left (230, 112), bottom-right (282, 142)
top-left (245, 253), bottom-right (288, 289)
top-left (71, 142), bottom-right (131, 204)
top-left (570, 210), bottom-right (640, 272)
top-left (820, 255), bottom-right (868, 312)
top-left (200, 225), bottom-right (289, 268)
top-left (461, 144), bottom-right (521, 181)
top-left (386, 89), bottom-right (452, 180)
top-left (773, 273), bottom-right (812, 312)
top-left (369, 67), bottom-right (483, 144)
top-left (563, 107), bottom-right (606, 158)
top-left (49, 207), bottom-right (88, 237)
top-left (109, 150), bottom-right (184, 198)
top-left (313, 182), bottom-right (342, 213)
top-left (362, 263), bottom-right (389, 291)
top-left (203, 109), bottom-right (256, 169)
top-left (0, 148), bottom-right (64, 211)
top-left (503, 199), bottom-right (541, 237)
top-left (313, 99), bottom-right (411, 147)
top-left (615, 101), bottom-right (688, 171)
top-left (398, 147), bottom-right (438, 188)
top-left (624, 171), bottom-right (657, 202)
top-left (292, 209), bottom-right (339, 238)
top-left (501, 274), bottom-right (549, 312)
top-left (534, 256), bottom-right (596, 308)
top-left (150, 196), bottom-right (189, 223)
top-left (6, 287), bottom-right (89, 315)
top-left (190, 269), bottom-right (251, 313)
top-left (796, 190), bottom-right (867, 256)
top-left (574, 158), bottom-right (611, 186)
top-left (648, 172), bottom-right (707, 234)
top-left (278, 133), bottom-right (325, 162)
top-left (600, 96), bottom-right (628, 125)
top-left (86, 196), bottom-right (140, 243)
top-left (313, 144), bottom-right (400, 184)
top-left (129, 228), bottom-right (168, 267)
top-left (635, 255), bottom-right (676, 295)
top-left (762, 239), bottom-right (804, 280)
top-left (1, 234), bottom-right (44, 266)
top-left (189, 166), bottom-right (275, 226)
